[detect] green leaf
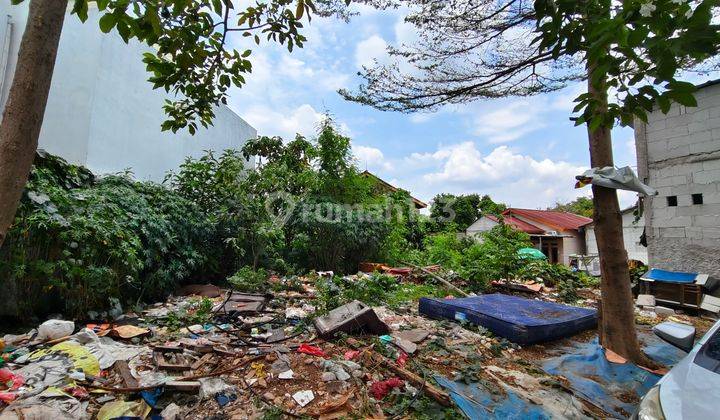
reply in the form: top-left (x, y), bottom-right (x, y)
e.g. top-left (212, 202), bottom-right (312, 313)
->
top-left (657, 95), bottom-right (671, 113)
top-left (669, 91), bottom-right (698, 107)
top-left (72, 0), bottom-right (89, 22)
top-left (212, 0), bottom-right (223, 14)
top-left (98, 13), bottom-right (116, 33)
top-left (296, 0), bottom-right (305, 19)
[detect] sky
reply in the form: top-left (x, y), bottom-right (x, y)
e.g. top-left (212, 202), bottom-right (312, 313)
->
top-left (222, 4), bottom-right (706, 210)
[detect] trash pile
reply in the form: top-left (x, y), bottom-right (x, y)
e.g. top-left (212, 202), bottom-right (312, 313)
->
top-left (0, 265), bottom-right (713, 419)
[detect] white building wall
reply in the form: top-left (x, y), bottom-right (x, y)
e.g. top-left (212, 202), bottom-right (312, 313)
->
top-left (465, 216), bottom-right (498, 239)
top-left (0, 4), bottom-right (256, 181)
top-left (585, 211), bottom-right (648, 264)
top-left (635, 81), bottom-right (720, 277)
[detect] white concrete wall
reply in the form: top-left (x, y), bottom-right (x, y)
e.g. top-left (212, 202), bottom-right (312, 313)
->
top-left (561, 233), bottom-right (585, 265)
top-left (0, 4), bottom-right (256, 181)
top-left (465, 216), bottom-right (498, 239)
top-left (585, 211), bottom-right (648, 263)
top-left (635, 81), bottom-right (720, 277)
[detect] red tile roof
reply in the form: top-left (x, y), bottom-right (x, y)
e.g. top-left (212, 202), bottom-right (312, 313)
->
top-left (503, 208), bottom-right (593, 231)
top-left (486, 214), bottom-right (546, 234)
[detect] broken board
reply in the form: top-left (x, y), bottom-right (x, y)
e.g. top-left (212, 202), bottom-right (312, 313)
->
top-left (419, 294), bottom-right (597, 345)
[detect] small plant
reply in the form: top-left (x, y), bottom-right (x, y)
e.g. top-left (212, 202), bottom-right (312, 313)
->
top-left (228, 266), bottom-right (269, 293)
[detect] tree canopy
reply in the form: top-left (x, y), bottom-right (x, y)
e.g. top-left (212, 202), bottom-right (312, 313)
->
top-left (342, 0), bottom-right (720, 128)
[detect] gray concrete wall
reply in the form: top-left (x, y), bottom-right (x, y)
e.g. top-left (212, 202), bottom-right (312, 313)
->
top-left (0, 4), bottom-right (256, 181)
top-left (635, 81), bottom-right (720, 277)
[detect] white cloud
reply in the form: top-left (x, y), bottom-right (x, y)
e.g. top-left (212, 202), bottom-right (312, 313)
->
top-left (397, 142), bottom-right (590, 208)
top-left (353, 144), bottom-right (393, 172)
top-left (470, 101), bottom-right (547, 143)
top-left (355, 35), bottom-right (389, 68)
top-left (242, 104), bottom-right (325, 139)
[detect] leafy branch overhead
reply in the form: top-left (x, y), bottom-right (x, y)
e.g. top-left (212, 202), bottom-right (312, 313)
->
top-left (341, 0), bottom-right (720, 129)
top-left (9, 0), bottom-right (339, 134)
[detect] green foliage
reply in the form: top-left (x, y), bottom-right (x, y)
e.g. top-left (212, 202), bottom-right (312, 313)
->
top-left (163, 296), bottom-right (214, 331)
top-left (316, 272), bottom-right (454, 312)
top-left (409, 224), bottom-right (531, 292)
top-left (228, 266), bottom-right (270, 293)
top-left (516, 260), bottom-right (595, 303)
top-left (0, 152), bottom-right (213, 317)
top-left (533, 0), bottom-right (720, 129)
top-left (429, 193), bottom-right (506, 232)
top-left (549, 196), bottom-right (594, 218)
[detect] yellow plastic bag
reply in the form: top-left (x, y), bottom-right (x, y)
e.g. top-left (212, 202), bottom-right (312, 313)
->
top-left (97, 400), bottom-right (151, 420)
top-left (29, 342), bottom-right (100, 376)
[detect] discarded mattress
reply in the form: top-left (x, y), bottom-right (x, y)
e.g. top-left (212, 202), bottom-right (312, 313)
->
top-left (641, 268), bottom-right (708, 285)
top-left (418, 294), bottom-right (597, 344)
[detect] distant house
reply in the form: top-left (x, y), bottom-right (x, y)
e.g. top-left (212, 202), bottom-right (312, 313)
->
top-left (466, 208), bottom-right (593, 265)
top-left (0, 3), bottom-right (256, 182)
top-left (361, 170), bottom-right (427, 210)
top-left (634, 79), bottom-right (720, 279)
top-left (585, 205), bottom-right (648, 265)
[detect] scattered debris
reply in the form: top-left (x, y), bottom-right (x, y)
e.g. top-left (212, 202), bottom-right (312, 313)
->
top-left (314, 300), bottom-right (390, 338)
top-left (0, 266), bottom-right (712, 419)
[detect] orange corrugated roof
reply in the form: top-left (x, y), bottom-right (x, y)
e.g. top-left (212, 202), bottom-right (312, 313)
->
top-left (503, 208), bottom-right (593, 231)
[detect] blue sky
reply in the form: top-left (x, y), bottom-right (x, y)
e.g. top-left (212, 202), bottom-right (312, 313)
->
top-left (223, 4), bottom-right (704, 210)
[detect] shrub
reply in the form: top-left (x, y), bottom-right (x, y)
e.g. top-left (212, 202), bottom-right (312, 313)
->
top-left (0, 152), bottom-right (213, 318)
top-left (228, 266), bottom-right (269, 293)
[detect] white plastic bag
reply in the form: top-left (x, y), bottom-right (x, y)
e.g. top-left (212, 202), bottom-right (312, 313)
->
top-left (37, 320), bottom-right (74, 341)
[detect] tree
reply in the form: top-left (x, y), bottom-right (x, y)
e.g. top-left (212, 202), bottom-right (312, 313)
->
top-left (0, 0), bottom-right (337, 249)
top-left (430, 193), bottom-right (505, 232)
top-left (550, 196), bottom-right (594, 218)
top-left (342, 0), bottom-right (720, 364)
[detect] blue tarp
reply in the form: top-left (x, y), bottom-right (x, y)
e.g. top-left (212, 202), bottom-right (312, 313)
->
top-left (434, 328), bottom-right (685, 419)
top-left (419, 294), bottom-right (597, 344)
top-left (541, 330), bottom-right (685, 416)
top-left (642, 268), bottom-right (698, 284)
top-left (434, 375), bottom-right (549, 420)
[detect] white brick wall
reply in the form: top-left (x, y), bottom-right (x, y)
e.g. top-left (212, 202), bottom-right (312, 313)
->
top-left (639, 81), bottom-right (720, 278)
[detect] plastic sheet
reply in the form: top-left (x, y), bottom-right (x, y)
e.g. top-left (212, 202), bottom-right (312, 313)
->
top-left (541, 331), bottom-right (685, 416)
top-left (434, 375), bottom-right (549, 419)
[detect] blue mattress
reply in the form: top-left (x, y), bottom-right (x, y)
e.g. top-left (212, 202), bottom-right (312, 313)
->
top-left (642, 268), bottom-right (697, 284)
top-left (419, 294), bottom-right (597, 345)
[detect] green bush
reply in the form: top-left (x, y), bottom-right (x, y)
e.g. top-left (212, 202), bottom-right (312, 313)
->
top-left (0, 152), bottom-right (213, 318)
top-left (228, 266), bottom-right (269, 293)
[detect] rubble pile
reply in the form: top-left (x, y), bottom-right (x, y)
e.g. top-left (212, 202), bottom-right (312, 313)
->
top-left (0, 267), bottom-right (714, 419)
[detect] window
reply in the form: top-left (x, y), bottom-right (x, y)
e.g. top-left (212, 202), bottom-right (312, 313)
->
top-left (667, 196), bottom-right (678, 207)
top-left (692, 193), bottom-right (703, 205)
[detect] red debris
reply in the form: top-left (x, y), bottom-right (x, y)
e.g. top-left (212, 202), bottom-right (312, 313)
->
top-left (344, 350), bottom-right (360, 360)
top-left (370, 377), bottom-right (405, 400)
top-left (396, 352), bottom-right (408, 367)
top-left (0, 368), bottom-right (24, 403)
top-left (297, 343), bottom-right (326, 358)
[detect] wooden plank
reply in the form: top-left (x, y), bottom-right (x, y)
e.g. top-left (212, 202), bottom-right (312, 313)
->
top-left (115, 360), bottom-right (138, 388)
top-left (191, 353), bottom-right (215, 371)
top-left (369, 352), bottom-right (451, 406)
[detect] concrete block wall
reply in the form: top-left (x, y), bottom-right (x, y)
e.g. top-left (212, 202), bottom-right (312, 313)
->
top-left (635, 81), bottom-right (720, 278)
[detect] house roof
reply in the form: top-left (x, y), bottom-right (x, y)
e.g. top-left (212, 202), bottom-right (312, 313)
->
top-left (502, 208), bottom-right (593, 231)
top-left (486, 214), bottom-right (546, 234)
top-left (361, 170), bottom-right (427, 209)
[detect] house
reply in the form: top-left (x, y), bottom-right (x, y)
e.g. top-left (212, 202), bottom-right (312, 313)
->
top-left (0, 3), bottom-right (256, 182)
top-left (585, 205), bottom-right (649, 265)
top-left (361, 170), bottom-right (427, 210)
top-left (634, 79), bottom-right (720, 279)
top-left (466, 208), bottom-right (592, 265)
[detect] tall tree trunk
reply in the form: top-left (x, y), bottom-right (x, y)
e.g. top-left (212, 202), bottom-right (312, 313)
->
top-left (0, 0), bottom-right (68, 248)
top-left (586, 64), bottom-right (654, 367)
